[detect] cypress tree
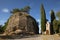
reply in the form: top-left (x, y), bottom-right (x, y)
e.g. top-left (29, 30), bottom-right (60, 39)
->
top-left (53, 19), bottom-right (59, 33)
top-left (50, 10), bottom-right (55, 34)
top-left (40, 4), bottom-right (46, 34)
top-left (56, 11), bottom-right (60, 33)
top-left (50, 10), bottom-right (55, 24)
top-left (56, 11), bottom-right (60, 20)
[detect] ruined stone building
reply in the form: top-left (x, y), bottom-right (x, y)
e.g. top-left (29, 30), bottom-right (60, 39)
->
top-left (46, 22), bottom-right (50, 35)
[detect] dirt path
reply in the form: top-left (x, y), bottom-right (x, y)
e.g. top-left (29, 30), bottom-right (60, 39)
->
top-left (0, 35), bottom-right (60, 40)
top-left (15, 35), bottom-right (60, 40)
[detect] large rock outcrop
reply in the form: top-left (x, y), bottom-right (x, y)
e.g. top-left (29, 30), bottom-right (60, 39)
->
top-left (4, 12), bottom-right (39, 35)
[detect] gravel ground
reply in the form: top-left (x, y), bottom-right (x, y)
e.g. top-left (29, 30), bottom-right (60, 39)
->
top-left (0, 35), bottom-right (60, 40)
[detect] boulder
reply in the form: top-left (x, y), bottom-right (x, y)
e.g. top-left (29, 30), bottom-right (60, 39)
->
top-left (4, 12), bottom-right (39, 35)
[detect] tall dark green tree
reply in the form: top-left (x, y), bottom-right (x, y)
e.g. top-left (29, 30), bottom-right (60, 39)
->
top-left (50, 10), bottom-right (55, 34)
top-left (40, 4), bottom-right (46, 34)
top-left (50, 10), bottom-right (55, 24)
top-left (56, 11), bottom-right (60, 33)
top-left (53, 19), bottom-right (59, 33)
top-left (56, 11), bottom-right (60, 20)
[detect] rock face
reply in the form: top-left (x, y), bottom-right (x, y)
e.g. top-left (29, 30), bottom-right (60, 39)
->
top-left (5, 12), bottom-right (39, 35)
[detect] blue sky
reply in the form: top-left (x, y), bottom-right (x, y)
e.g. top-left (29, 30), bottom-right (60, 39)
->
top-left (0, 0), bottom-right (60, 32)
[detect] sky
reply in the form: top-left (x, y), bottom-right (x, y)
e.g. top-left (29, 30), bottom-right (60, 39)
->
top-left (0, 0), bottom-right (60, 33)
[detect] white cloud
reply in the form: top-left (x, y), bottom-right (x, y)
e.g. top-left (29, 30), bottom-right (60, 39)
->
top-left (2, 8), bottom-right (9, 13)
